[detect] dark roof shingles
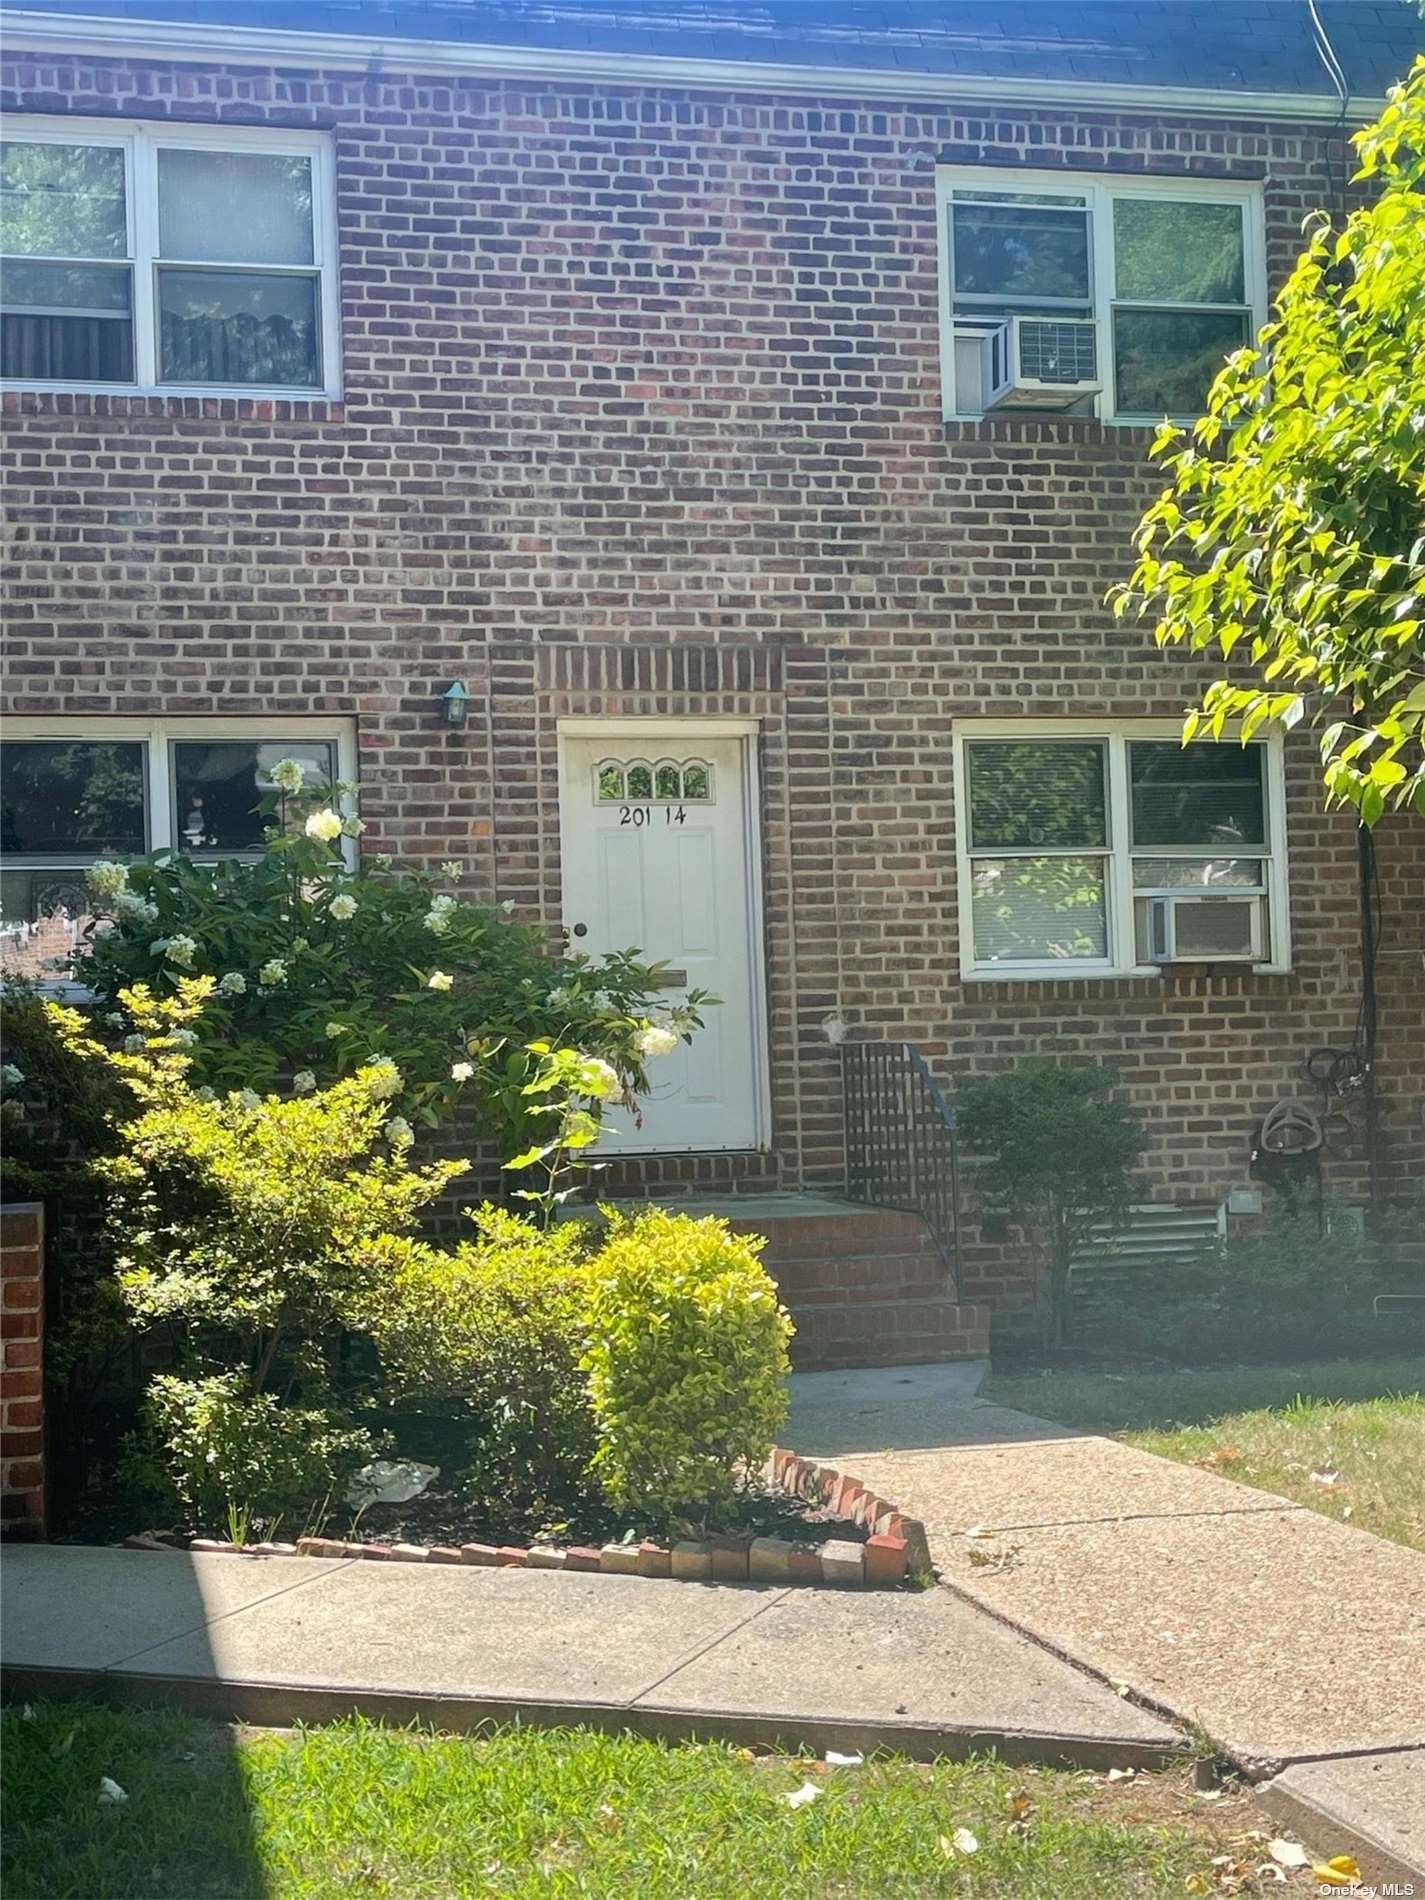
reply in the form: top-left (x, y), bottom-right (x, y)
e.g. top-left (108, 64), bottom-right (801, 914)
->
top-left (8, 0), bottom-right (1424, 97)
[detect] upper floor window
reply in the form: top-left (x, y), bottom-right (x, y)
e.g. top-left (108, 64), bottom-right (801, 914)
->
top-left (938, 169), bottom-right (1265, 423)
top-left (0, 118), bottom-right (340, 397)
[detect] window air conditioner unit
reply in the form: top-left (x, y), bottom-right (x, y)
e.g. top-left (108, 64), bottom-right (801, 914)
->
top-left (1148, 894), bottom-right (1262, 964)
top-left (981, 317), bottom-right (1101, 411)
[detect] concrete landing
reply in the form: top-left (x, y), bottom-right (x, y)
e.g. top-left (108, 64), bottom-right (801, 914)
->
top-left (793, 1373), bottom-right (1425, 1776)
top-left (0, 1544), bottom-right (1181, 1771)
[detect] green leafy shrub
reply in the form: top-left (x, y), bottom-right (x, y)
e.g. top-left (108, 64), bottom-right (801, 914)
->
top-left (956, 1061), bottom-right (1148, 1351)
top-left (581, 1210), bottom-right (793, 1524)
top-left (73, 766), bottom-right (707, 1158)
top-left (81, 987), bottom-right (468, 1376)
top-left (1079, 1195), bottom-right (1407, 1365)
top-left (358, 1207), bottom-right (598, 1520)
top-left (0, 979), bottom-right (125, 1202)
top-left (128, 1372), bottom-right (375, 1531)
top-left (48, 979), bottom-right (467, 1532)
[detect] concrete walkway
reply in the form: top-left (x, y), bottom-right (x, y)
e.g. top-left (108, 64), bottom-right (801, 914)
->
top-left (3, 1370), bottom-right (1420, 1879)
top-left (788, 1363), bottom-right (1425, 1884)
top-left (2, 1544), bottom-right (1178, 1770)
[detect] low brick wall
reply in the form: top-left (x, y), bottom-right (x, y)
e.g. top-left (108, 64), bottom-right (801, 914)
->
top-left (1, 1202), bottom-right (45, 1539)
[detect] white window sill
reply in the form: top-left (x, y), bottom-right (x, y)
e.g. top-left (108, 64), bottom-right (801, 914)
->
top-left (3, 379), bottom-right (343, 402)
top-left (962, 962), bottom-right (1291, 983)
top-left (942, 410), bottom-right (1173, 428)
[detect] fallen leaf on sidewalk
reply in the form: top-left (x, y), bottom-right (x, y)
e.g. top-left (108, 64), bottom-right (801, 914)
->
top-left (1312, 1855), bottom-right (1361, 1887)
top-left (967, 1542), bottom-right (1021, 1572)
top-left (1204, 1852), bottom-right (1261, 1894)
top-left (1266, 1840), bottom-right (1309, 1868)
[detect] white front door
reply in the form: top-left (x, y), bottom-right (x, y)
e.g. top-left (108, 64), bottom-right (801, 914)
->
top-left (558, 727), bottom-right (765, 1153)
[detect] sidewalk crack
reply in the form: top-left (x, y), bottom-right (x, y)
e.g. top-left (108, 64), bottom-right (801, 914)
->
top-left (102, 1559), bottom-right (357, 1672)
top-left (630, 1589), bottom-right (791, 1706)
top-left (953, 1503), bottom-right (1309, 1535)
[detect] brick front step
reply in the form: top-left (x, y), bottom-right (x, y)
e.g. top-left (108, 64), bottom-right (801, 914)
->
top-left (761, 1250), bottom-right (948, 1304)
top-left (787, 1298), bottom-right (991, 1373)
top-left (634, 1196), bottom-right (980, 1369)
top-left (721, 1203), bottom-right (953, 1307)
top-left (723, 1208), bottom-right (934, 1258)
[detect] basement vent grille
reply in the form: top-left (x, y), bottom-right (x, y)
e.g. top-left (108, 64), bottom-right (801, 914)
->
top-left (1069, 1202), bottom-right (1225, 1298)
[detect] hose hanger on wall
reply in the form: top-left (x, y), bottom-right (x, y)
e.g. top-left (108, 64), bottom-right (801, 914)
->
top-left (1250, 1097), bottom-right (1326, 1227)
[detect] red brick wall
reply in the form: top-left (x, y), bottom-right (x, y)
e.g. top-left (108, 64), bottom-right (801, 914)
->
top-left (1, 1203), bottom-right (45, 1538)
top-left (1, 49), bottom-right (1421, 1325)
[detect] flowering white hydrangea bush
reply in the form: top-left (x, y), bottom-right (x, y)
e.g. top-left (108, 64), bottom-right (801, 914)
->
top-left (304, 808), bottom-right (343, 842)
top-left (86, 859), bottom-right (129, 900)
top-left (70, 775), bottom-right (709, 1165)
top-left (267, 757), bottom-right (308, 795)
top-left (637, 1022), bottom-right (679, 1059)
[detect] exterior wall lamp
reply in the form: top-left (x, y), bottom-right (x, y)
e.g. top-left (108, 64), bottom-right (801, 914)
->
top-left (440, 680), bottom-right (471, 730)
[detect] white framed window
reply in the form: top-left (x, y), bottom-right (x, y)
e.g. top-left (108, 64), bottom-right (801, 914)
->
top-left (0, 716), bottom-right (356, 983)
top-left (936, 167), bottom-right (1266, 423)
top-left (0, 117), bottom-right (341, 397)
top-left (953, 720), bottom-right (1290, 980)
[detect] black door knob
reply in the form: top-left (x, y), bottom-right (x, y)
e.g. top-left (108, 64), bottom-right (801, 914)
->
top-left (572, 922), bottom-right (588, 938)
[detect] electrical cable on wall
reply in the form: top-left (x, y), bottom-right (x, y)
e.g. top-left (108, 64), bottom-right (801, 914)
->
top-left (1304, 0), bottom-right (1391, 1229)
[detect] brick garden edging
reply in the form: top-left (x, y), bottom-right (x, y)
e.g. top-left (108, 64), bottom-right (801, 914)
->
top-left (125, 1448), bottom-right (930, 1591)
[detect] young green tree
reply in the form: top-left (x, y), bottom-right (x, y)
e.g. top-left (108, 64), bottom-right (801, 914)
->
top-left (1111, 58), bottom-right (1425, 824)
top-left (955, 1062), bottom-right (1148, 1352)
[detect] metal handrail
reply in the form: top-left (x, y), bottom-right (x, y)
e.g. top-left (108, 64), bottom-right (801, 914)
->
top-left (841, 1041), bottom-right (962, 1300)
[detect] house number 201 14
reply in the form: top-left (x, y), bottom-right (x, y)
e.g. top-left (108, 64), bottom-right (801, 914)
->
top-left (618, 805), bottom-right (688, 826)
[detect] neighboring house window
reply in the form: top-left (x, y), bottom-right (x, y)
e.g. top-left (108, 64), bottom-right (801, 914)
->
top-left (953, 723), bottom-right (1289, 979)
top-left (0, 718), bottom-right (355, 982)
top-left (937, 168), bottom-right (1265, 422)
top-left (0, 119), bottom-right (340, 396)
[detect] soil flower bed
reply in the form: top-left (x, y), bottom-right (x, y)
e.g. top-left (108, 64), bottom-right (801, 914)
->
top-left (122, 1449), bottom-right (929, 1590)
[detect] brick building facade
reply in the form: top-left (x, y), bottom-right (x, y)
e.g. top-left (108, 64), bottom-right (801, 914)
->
top-left (2, 2), bottom-right (1421, 1330)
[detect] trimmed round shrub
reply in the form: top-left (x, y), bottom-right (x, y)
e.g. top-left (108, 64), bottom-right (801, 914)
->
top-left (581, 1209), bottom-right (793, 1523)
top-left (358, 1207), bottom-right (599, 1519)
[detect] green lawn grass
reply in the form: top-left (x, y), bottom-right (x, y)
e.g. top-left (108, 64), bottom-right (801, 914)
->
top-left (986, 1356), bottom-right (1425, 1551)
top-left (2, 1702), bottom-right (1323, 1900)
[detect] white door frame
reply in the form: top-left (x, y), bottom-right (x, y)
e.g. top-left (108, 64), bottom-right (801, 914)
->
top-left (556, 716), bottom-right (773, 1153)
